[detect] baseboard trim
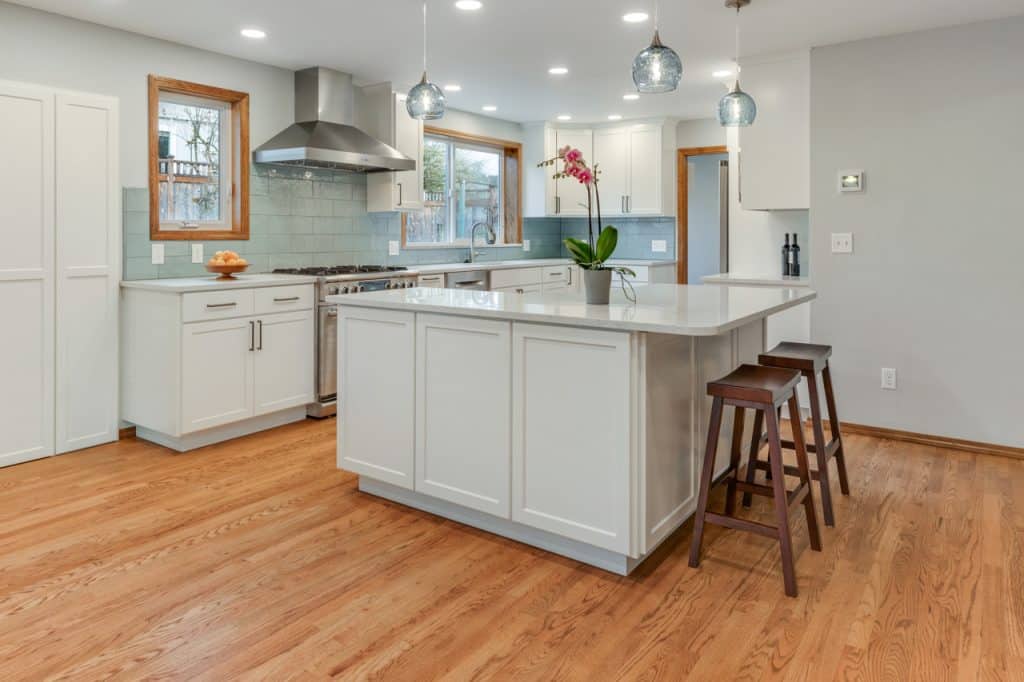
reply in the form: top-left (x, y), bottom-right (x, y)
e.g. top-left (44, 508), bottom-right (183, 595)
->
top-left (118, 427), bottom-right (136, 440)
top-left (828, 420), bottom-right (1024, 461)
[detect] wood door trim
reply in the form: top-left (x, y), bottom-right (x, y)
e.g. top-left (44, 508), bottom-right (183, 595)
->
top-left (676, 146), bottom-right (728, 284)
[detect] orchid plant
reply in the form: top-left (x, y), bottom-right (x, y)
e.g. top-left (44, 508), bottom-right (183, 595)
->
top-left (539, 146), bottom-right (636, 298)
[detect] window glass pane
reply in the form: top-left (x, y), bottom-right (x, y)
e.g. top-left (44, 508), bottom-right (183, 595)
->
top-left (409, 137), bottom-right (450, 244)
top-left (157, 99), bottom-right (223, 223)
top-left (453, 145), bottom-right (501, 242)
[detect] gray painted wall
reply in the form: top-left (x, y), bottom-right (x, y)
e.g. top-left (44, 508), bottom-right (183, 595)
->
top-left (810, 16), bottom-right (1024, 447)
top-left (687, 153), bottom-right (728, 283)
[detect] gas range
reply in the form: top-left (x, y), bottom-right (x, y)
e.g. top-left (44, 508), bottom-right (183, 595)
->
top-left (273, 265), bottom-right (420, 300)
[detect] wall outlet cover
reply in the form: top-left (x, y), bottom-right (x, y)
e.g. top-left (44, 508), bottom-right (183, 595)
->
top-left (151, 243), bottom-right (165, 265)
top-left (191, 244), bottom-right (204, 264)
top-left (523, 239), bottom-right (531, 252)
top-left (831, 233), bottom-right (854, 254)
top-left (388, 240), bottom-right (400, 256)
top-left (651, 239), bottom-right (668, 253)
top-left (881, 367), bottom-right (897, 390)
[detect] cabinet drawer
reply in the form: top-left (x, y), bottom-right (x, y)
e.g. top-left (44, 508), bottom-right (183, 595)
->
top-left (417, 274), bottom-right (445, 288)
top-left (615, 265), bottom-right (649, 283)
top-left (494, 284), bottom-right (542, 295)
top-left (542, 265), bottom-right (570, 283)
top-left (183, 290), bottom-right (255, 323)
top-left (254, 285), bottom-right (314, 315)
top-left (490, 267), bottom-right (543, 289)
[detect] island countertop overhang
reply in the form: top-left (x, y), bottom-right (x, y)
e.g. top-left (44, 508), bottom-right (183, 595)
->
top-left (326, 283), bottom-right (816, 337)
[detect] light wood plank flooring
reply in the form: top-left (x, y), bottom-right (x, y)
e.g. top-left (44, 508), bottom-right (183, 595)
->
top-left (1, 418), bottom-right (1022, 680)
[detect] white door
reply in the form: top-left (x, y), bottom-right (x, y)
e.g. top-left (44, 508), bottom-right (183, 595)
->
top-left (416, 314), bottom-right (512, 516)
top-left (337, 307), bottom-right (415, 488)
top-left (181, 318), bottom-right (255, 433)
top-left (55, 93), bottom-right (119, 454)
top-left (555, 129), bottom-right (593, 216)
top-left (512, 323), bottom-right (634, 554)
top-left (393, 94), bottom-right (423, 210)
top-left (0, 82), bottom-right (54, 467)
top-left (627, 125), bottom-right (662, 214)
top-left (253, 310), bottom-right (315, 416)
top-left (593, 128), bottom-right (629, 216)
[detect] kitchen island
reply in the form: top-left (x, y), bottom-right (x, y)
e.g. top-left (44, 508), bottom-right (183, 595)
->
top-left (328, 284), bottom-right (815, 574)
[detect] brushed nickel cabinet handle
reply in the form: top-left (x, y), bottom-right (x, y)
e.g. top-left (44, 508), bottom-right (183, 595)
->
top-left (257, 320), bottom-right (263, 350)
top-left (206, 302), bottom-right (237, 309)
top-left (273, 296), bottom-right (300, 302)
top-left (249, 321), bottom-right (255, 351)
top-left (397, 182), bottom-right (403, 206)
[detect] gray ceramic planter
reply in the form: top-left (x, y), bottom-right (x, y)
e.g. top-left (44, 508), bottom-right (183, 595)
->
top-left (583, 268), bottom-right (612, 304)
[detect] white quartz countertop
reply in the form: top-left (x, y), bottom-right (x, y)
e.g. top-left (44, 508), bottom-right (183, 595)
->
top-left (329, 283), bottom-right (815, 336)
top-left (120, 273), bottom-right (318, 293)
top-left (413, 258), bottom-right (675, 275)
top-left (702, 272), bottom-right (811, 288)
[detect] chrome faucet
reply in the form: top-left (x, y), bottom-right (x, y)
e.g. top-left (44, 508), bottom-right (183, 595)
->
top-left (469, 222), bottom-right (496, 264)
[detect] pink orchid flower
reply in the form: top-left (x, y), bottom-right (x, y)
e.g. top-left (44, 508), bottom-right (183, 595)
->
top-left (564, 148), bottom-right (583, 163)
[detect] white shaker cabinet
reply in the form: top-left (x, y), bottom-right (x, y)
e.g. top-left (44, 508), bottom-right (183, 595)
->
top-left (593, 128), bottom-right (629, 215)
top-left (626, 124), bottom-right (664, 215)
top-left (364, 87), bottom-right (424, 212)
top-left (182, 317), bottom-right (255, 432)
top-left (551, 128), bottom-right (593, 216)
top-left (0, 81), bottom-right (119, 468)
top-left (254, 310), bottom-right (316, 416)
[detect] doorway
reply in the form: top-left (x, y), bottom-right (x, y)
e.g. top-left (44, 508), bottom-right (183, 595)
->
top-left (676, 146), bottom-right (728, 284)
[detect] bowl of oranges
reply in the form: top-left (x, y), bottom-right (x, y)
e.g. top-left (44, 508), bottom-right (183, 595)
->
top-left (206, 250), bottom-right (249, 280)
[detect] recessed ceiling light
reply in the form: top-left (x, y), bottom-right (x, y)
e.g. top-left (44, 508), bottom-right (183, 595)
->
top-left (482, 105), bottom-right (497, 112)
top-left (623, 93), bottom-right (640, 101)
top-left (713, 69), bottom-right (735, 78)
top-left (240, 28), bottom-right (266, 39)
top-left (455, 0), bottom-right (483, 9)
top-left (444, 84), bottom-right (462, 92)
top-left (622, 12), bottom-right (649, 23)
top-left (548, 66), bottom-right (569, 75)
top-left (557, 114), bottom-right (572, 121)
top-left (608, 114), bottom-right (623, 121)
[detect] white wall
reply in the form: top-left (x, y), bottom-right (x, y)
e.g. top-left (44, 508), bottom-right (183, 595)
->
top-left (0, 2), bottom-right (295, 187)
top-left (429, 109), bottom-right (523, 143)
top-left (810, 16), bottom-right (1024, 447)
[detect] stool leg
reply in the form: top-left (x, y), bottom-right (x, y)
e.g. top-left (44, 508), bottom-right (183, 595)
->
top-left (789, 393), bottom-right (822, 553)
top-left (725, 407), bottom-right (746, 516)
top-left (689, 397), bottom-right (725, 569)
top-left (765, 406), bottom-right (797, 597)
top-left (806, 371), bottom-right (836, 527)
top-left (823, 363), bottom-right (851, 496)
top-left (765, 405), bottom-right (783, 482)
top-left (742, 409), bottom-right (764, 508)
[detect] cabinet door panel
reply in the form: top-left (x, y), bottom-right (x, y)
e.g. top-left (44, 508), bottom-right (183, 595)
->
top-left (416, 314), bottom-right (511, 516)
top-left (181, 318), bottom-right (254, 433)
top-left (555, 129), bottom-right (593, 216)
top-left (593, 128), bottom-right (629, 215)
top-left (337, 307), bottom-right (415, 488)
top-left (627, 126), bottom-right (661, 214)
top-left (0, 83), bottom-right (54, 467)
top-left (394, 97), bottom-right (423, 209)
top-left (512, 323), bottom-right (633, 553)
top-left (254, 310), bottom-right (314, 416)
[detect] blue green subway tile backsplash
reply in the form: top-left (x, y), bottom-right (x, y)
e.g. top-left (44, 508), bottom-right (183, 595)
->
top-left (122, 167), bottom-right (674, 280)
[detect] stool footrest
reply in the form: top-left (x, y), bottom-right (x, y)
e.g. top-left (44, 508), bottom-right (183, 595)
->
top-left (704, 512), bottom-right (777, 539)
top-left (750, 460), bottom-right (822, 482)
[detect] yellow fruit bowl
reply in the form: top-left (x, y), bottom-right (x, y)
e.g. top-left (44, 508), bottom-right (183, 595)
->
top-left (206, 263), bottom-right (249, 280)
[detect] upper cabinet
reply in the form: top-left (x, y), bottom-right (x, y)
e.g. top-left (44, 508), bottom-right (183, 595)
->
top-left (543, 120), bottom-right (676, 218)
top-left (737, 51), bottom-right (810, 210)
top-left (360, 84), bottom-right (424, 212)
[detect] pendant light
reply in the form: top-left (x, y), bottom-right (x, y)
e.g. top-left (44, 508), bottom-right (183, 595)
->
top-left (631, 0), bottom-right (682, 94)
top-left (407, 2), bottom-right (446, 120)
top-left (718, 0), bottom-right (757, 127)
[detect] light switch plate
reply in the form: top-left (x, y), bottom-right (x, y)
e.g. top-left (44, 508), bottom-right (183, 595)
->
top-left (831, 233), bottom-right (853, 254)
top-left (651, 239), bottom-right (668, 253)
top-left (388, 240), bottom-right (400, 256)
top-left (151, 243), bottom-right (165, 265)
top-left (522, 239), bottom-right (531, 252)
top-left (191, 244), bottom-right (204, 264)
top-left (881, 367), bottom-right (897, 390)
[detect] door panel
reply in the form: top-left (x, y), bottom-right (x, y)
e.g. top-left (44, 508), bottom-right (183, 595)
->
top-left (593, 128), bottom-right (629, 215)
top-left (181, 318), bottom-right (254, 433)
top-left (627, 126), bottom-right (661, 214)
top-left (555, 129), bottom-right (593, 216)
top-left (254, 310), bottom-right (315, 415)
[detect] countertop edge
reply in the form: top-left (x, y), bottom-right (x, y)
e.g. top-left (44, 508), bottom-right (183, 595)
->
top-left (120, 275), bottom-right (319, 293)
top-left (702, 273), bottom-right (812, 288)
top-left (413, 259), bottom-right (677, 275)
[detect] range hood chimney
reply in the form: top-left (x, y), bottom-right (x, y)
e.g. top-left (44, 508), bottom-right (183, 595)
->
top-left (253, 67), bottom-right (415, 173)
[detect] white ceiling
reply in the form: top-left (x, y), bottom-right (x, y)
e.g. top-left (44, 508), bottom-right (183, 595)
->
top-left (11, 0), bottom-right (1024, 123)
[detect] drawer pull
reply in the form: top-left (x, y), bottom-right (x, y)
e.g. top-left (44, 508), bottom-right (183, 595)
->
top-left (549, 272), bottom-right (563, 277)
top-left (206, 302), bottom-right (237, 309)
top-left (273, 296), bottom-right (301, 302)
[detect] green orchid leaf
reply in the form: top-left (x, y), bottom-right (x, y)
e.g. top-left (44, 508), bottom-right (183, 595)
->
top-left (595, 226), bottom-right (618, 263)
top-left (564, 237), bottom-right (594, 265)
top-left (614, 266), bottom-right (637, 278)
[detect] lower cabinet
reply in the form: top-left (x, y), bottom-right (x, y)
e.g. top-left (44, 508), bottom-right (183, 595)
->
top-left (254, 311), bottom-right (315, 415)
top-left (182, 317), bottom-right (256, 433)
top-left (415, 314), bottom-right (511, 516)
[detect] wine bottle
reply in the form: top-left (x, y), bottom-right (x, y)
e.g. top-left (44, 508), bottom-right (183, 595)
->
top-left (782, 234), bottom-right (791, 277)
top-left (790, 234), bottom-right (801, 277)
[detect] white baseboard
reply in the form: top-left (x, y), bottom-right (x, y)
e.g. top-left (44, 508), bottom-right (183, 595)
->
top-left (134, 407), bottom-right (307, 452)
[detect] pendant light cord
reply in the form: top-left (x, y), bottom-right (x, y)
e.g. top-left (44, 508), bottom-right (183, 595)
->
top-left (422, 2), bottom-right (428, 74)
top-left (654, 0), bottom-right (659, 31)
top-left (734, 7), bottom-right (741, 84)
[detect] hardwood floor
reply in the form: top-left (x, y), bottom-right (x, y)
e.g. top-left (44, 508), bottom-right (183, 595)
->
top-left (2, 418), bottom-right (1022, 680)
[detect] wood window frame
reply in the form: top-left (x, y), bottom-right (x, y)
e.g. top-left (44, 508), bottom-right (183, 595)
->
top-left (148, 75), bottom-right (250, 241)
top-left (402, 126), bottom-right (522, 247)
top-left (676, 145), bottom-right (728, 284)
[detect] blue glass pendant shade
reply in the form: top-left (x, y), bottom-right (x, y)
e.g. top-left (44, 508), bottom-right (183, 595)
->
top-left (632, 30), bottom-right (682, 94)
top-left (718, 81), bottom-right (757, 127)
top-left (406, 72), bottom-right (446, 120)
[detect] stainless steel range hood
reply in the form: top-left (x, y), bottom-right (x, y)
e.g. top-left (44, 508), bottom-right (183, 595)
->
top-left (253, 67), bottom-right (415, 173)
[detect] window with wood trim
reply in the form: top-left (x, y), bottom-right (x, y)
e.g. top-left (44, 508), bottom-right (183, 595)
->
top-left (403, 127), bottom-right (521, 247)
top-left (148, 75), bottom-right (250, 241)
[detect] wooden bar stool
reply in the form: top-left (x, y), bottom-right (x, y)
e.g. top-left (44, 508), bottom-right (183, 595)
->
top-left (743, 342), bottom-right (850, 527)
top-left (689, 364), bottom-right (822, 598)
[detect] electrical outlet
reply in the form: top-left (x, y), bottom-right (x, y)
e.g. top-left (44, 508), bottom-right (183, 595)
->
top-left (388, 240), bottom-right (400, 256)
top-left (651, 239), bottom-right (667, 253)
top-left (881, 367), bottom-right (897, 390)
top-left (151, 243), bottom-right (164, 265)
top-left (831, 233), bottom-right (853, 254)
top-left (522, 239), bottom-right (531, 252)
top-left (191, 244), bottom-right (204, 264)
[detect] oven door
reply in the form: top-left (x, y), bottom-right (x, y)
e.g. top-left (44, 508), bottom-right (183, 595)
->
top-left (317, 305), bottom-right (338, 401)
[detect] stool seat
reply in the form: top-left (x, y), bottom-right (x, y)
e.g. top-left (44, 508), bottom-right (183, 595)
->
top-left (758, 342), bottom-right (833, 373)
top-left (708, 364), bottom-right (802, 405)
